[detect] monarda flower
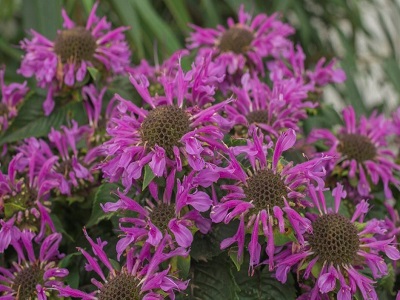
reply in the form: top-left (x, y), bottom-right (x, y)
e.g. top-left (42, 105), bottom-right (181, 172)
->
top-left (210, 129), bottom-right (327, 272)
top-left (187, 5), bottom-right (294, 77)
top-left (55, 229), bottom-right (188, 299)
top-left (276, 184), bottom-right (400, 300)
top-left (101, 63), bottom-right (231, 190)
top-left (308, 106), bottom-right (400, 199)
top-left (0, 154), bottom-right (57, 251)
top-left (18, 1), bottom-right (130, 115)
top-left (103, 169), bottom-right (214, 253)
top-left (0, 67), bottom-right (29, 132)
top-left (225, 73), bottom-right (314, 140)
top-left (0, 231), bottom-right (68, 299)
top-left (17, 121), bottom-right (101, 196)
top-left (267, 44), bottom-right (346, 89)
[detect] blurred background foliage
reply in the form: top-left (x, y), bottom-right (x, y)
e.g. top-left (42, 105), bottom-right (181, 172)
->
top-left (0, 0), bottom-right (399, 115)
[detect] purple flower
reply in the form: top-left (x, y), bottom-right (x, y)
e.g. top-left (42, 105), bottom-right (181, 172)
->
top-left (225, 72), bottom-right (315, 139)
top-left (0, 154), bottom-right (57, 250)
top-left (101, 62), bottom-right (231, 190)
top-left (0, 231), bottom-right (68, 299)
top-left (187, 5), bottom-right (294, 76)
top-left (267, 43), bottom-right (346, 87)
top-left (17, 121), bottom-right (101, 196)
top-left (0, 67), bottom-right (29, 132)
top-left (210, 128), bottom-right (328, 273)
top-left (276, 184), bottom-right (400, 299)
top-left (103, 169), bottom-right (215, 254)
top-left (55, 229), bottom-right (188, 299)
top-left (18, 1), bottom-right (130, 115)
top-left (308, 106), bottom-right (400, 199)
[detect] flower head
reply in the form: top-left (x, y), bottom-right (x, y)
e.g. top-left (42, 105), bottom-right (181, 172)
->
top-left (226, 72), bottom-right (315, 139)
top-left (101, 62), bottom-right (230, 190)
top-left (276, 184), bottom-right (400, 299)
top-left (210, 129), bottom-right (327, 272)
top-left (18, 2), bottom-right (130, 115)
top-left (17, 121), bottom-right (102, 196)
top-left (187, 5), bottom-right (294, 77)
top-left (103, 169), bottom-right (215, 254)
top-left (0, 231), bottom-right (68, 299)
top-left (55, 229), bottom-right (188, 299)
top-left (308, 106), bottom-right (400, 199)
top-left (0, 154), bottom-right (57, 250)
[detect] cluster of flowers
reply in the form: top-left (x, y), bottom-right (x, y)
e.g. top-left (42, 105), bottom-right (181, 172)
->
top-left (1, 3), bottom-right (399, 299)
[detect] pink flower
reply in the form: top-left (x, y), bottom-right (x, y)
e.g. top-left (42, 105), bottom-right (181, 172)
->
top-left (276, 184), bottom-right (399, 299)
top-left (18, 1), bottom-right (130, 115)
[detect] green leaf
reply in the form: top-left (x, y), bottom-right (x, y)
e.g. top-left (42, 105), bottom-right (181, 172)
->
top-left (273, 226), bottom-right (297, 246)
top-left (131, 0), bottom-right (182, 55)
top-left (110, 0), bottom-right (145, 59)
top-left (87, 66), bottom-right (100, 82)
top-left (58, 252), bottom-right (81, 288)
top-left (22, 0), bottom-right (62, 39)
top-left (163, 0), bottom-right (192, 33)
top-left (185, 254), bottom-right (239, 300)
top-left (171, 255), bottom-right (191, 278)
top-left (233, 261), bottom-right (297, 300)
top-left (4, 203), bottom-right (24, 218)
top-left (86, 183), bottom-right (120, 227)
top-left (378, 263), bottom-right (396, 295)
top-left (191, 221), bottom-right (240, 261)
top-left (142, 165), bottom-right (156, 190)
top-left (0, 101), bottom-right (88, 146)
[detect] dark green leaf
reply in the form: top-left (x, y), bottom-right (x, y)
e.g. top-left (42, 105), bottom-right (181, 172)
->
top-left (233, 254), bottom-right (297, 300)
top-left (0, 101), bottom-right (88, 146)
top-left (86, 183), bottom-right (120, 227)
top-left (185, 254), bottom-right (239, 300)
top-left (142, 165), bottom-right (156, 190)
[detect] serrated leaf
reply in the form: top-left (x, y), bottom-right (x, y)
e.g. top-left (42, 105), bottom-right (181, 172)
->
top-left (186, 254), bottom-right (239, 300)
top-left (142, 165), bottom-right (156, 190)
top-left (0, 101), bottom-right (88, 146)
top-left (86, 183), bottom-right (120, 227)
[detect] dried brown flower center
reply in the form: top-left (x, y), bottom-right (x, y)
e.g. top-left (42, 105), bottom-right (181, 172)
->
top-left (309, 213), bottom-right (360, 266)
top-left (218, 27), bottom-right (254, 54)
top-left (12, 265), bottom-right (44, 299)
top-left (243, 169), bottom-right (287, 211)
top-left (54, 27), bottom-right (96, 63)
top-left (98, 273), bottom-right (142, 300)
top-left (140, 105), bottom-right (191, 155)
top-left (149, 203), bottom-right (175, 232)
top-left (246, 109), bottom-right (271, 125)
top-left (337, 133), bottom-right (377, 162)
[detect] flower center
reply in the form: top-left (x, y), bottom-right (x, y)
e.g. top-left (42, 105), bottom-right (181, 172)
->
top-left (98, 273), bottom-right (142, 300)
top-left (309, 213), bottom-right (360, 266)
top-left (54, 27), bottom-right (96, 63)
top-left (243, 169), bottom-right (287, 211)
top-left (246, 109), bottom-right (271, 125)
top-left (337, 134), bottom-right (377, 162)
top-left (149, 203), bottom-right (175, 232)
top-left (0, 103), bottom-right (8, 116)
top-left (140, 105), bottom-right (191, 155)
top-left (12, 265), bottom-right (44, 299)
top-left (218, 26), bottom-right (254, 54)
top-left (1, 182), bottom-right (37, 219)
